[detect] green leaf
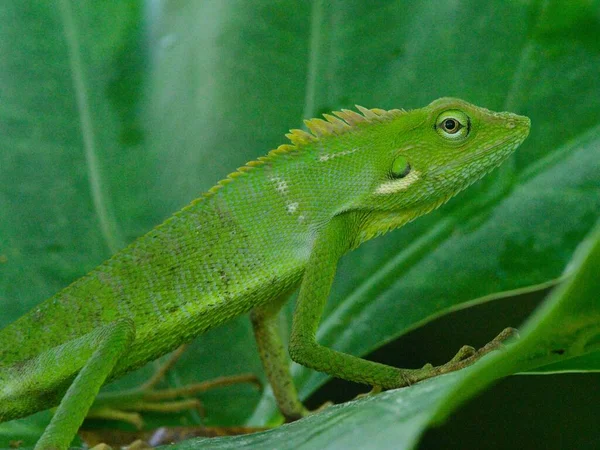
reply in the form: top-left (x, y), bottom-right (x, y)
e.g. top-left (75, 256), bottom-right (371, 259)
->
top-left (529, 351), bottom-right (600, 373)
top-left (164, 377), bottom-right (466, 450)
top-left (434, 219), bottom-right (600, 422)
top-left (1, 0), bottom-right (599, 448)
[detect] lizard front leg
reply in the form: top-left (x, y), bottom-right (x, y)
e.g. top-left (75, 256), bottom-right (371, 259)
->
top-left (288, 215), bottom-right (516, 390)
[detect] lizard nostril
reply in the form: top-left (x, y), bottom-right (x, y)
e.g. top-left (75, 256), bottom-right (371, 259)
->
top-left (506, 121), bottom-right (516, 129)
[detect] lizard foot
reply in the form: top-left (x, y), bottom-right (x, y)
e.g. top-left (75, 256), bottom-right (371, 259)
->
top-left (400, 327), bottom-right (519, 386)
top-left (87, 345), bottom-right (261, 429)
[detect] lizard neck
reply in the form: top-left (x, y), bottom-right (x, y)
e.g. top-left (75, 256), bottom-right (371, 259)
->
top-left (349, 194), bottom-right (452, 249)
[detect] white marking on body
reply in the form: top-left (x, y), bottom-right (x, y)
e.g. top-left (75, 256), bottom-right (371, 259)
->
top-left (319, 147), bottom-right (359, 162)
top-left (269, 174), bottom-right (303, 217)
top-left (375, 170), bottom-right (421, 194)
top-left (269, 176), bottom-right (288, 194)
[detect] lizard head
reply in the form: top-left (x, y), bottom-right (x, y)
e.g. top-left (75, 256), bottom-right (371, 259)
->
top-left (352, 97), bottom-right (530, 241)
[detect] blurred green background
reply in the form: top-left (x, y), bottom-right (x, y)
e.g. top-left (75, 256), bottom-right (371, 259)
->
top-left (0, 1), bottom-right (599, 449)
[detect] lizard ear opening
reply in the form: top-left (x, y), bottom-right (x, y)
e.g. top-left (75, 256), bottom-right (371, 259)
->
top-left (391, 155), bottom-right (411, 179)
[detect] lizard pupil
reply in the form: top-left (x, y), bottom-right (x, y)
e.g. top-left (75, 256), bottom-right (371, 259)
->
top-left (444, 119), bottom-right (457, 130)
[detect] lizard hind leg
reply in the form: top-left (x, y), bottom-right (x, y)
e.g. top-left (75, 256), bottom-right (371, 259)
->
top-left (88, 344), bottom-right (261, 429)
top-left (250, 291), bottom-right (309, 423)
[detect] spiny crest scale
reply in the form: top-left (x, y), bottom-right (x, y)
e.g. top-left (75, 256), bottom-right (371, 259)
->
top-left (294, 105), bottom-right (404, 143)
top-left (204, 105), bottom-right (405, 197)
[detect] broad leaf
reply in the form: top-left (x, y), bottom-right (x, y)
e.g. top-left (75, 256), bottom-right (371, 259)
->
top-left (0, 0), bottom-right (598, 448)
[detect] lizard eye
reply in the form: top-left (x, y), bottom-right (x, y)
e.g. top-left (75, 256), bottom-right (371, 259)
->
top-left (436, 110), bottom-right (470, 140)
top-left (391, 155), bottom-right (411, 178)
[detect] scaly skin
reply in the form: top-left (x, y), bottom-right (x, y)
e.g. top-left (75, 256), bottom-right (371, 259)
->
top-left (0, 98), bottom-right (530, 448)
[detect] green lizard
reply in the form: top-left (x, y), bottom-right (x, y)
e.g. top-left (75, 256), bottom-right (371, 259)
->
top-left (0, 98), bottom-right (530, 449)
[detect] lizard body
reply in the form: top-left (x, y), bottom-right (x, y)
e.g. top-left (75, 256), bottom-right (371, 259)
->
top-left (0, 98), bottom-right (530, 449)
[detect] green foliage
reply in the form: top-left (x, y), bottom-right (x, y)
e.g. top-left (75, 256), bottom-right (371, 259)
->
top-left (0, 0), bottom-right (598, 448)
